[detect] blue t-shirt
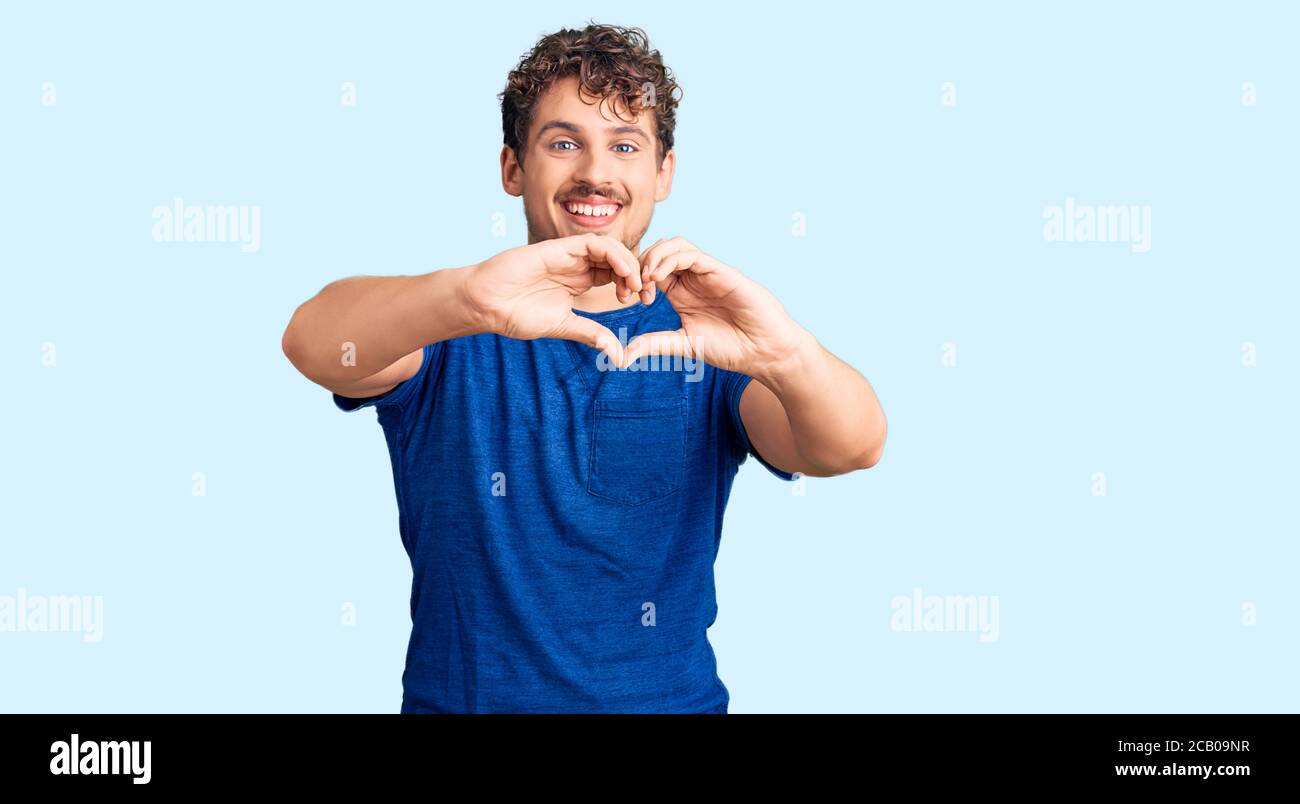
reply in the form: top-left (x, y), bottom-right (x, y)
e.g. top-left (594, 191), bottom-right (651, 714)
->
top-left (333, 291), bottom-right (795, 713)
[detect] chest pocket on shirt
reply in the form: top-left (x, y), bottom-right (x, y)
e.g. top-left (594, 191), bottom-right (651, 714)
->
top-left (587, 396), bottom-right (686, 506)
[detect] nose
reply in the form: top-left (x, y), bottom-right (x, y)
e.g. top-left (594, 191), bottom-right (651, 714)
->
top-left (571, 147), bottom-right (622, 197)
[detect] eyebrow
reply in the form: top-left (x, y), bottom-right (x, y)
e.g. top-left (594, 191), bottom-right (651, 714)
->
top-left (536, 120), bottom-right (649, 143)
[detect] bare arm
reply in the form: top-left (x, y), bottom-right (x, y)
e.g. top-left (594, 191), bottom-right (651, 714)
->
top-left (280, 266), bottom-right (486, 398)
top-left (623, 237), bottom-right (886, 478)
top-left (740, 333), bottom-right (887, 477)
top-left (281, 233), bottom-right (645, 399)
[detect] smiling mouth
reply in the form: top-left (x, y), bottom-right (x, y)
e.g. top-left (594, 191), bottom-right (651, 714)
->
top-left (559, 199), bottom-right (623, 228)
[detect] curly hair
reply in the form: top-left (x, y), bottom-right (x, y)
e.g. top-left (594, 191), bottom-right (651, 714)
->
top-left (499, 23), bottom-right (682, 169)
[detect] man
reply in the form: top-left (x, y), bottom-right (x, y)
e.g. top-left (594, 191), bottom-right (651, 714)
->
top-left (281, 23), bottom-right (886, 713)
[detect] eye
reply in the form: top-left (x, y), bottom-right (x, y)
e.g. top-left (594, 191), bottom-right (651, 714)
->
top-left (550, 140), bottom-right (579, 151)
top-left (613, 143), bottom-right (638, 154)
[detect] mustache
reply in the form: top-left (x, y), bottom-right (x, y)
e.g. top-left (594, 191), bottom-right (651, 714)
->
top-left (558, 186), bottom-right (627, 205)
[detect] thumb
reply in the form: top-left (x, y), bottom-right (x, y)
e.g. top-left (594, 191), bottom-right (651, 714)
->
top-left (623, 328), bottom-right (694, 365)
top-left (552, 312), bottom-right (625, 365)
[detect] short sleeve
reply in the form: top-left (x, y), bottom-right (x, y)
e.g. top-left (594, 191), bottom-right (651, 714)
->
top-left (332, 342), bottom-right (439, 419)
top-left (720, 370), bottom-right (798, 481)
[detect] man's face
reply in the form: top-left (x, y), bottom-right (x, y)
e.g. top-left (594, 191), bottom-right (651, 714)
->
top-left (502, 75), bottom-right (674, 253)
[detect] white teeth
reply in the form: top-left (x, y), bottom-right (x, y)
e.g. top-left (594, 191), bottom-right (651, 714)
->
top-left (565, 202), bottom-right (619, 217)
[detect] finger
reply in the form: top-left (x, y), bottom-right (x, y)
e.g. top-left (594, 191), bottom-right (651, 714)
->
top-left (649, 249), bottom-right (708, 285)
top-left (638, 241), bottom-right (666, 305)
top-left (638, 238), bottom-right (667, 282)
top-left (556, 234), bottom-right (635, 301)
top-left (639, 236), bottom-right (684, 281)
top-left (583, 234), bottom-right (641, 293)
top-left (642, 237), bottom-right (696, 288)
top-left (552, 313), bottom-right (625, 365)
top-left (636, 238), bottom-right (686, 304)
top-left (622, 328), bottom-right (694, 366)
top-left (639, 235), bottom-right (686, 266)
top-left (639, 277), bottom-right (657, 305)
top-left (551, 263), bottom-right (612, 294)
top-left (590, 235), bottom-right (639, 303)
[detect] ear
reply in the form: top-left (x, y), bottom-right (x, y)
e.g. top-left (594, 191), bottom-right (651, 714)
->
top-left (501, 145), bottom-right (524, 197)
top-left (654, 148), bottom-right (676, 203)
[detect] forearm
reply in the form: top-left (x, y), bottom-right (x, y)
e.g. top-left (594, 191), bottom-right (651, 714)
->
top-left (281, 265), bottom-right (486, 387)
top-left (755, 330), bottom-right (887, 473)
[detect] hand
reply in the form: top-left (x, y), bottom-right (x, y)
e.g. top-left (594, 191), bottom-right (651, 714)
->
top-left (622, 237), bottom-right (809, 376)
top-left (463, 233), bottom-right (643, 363)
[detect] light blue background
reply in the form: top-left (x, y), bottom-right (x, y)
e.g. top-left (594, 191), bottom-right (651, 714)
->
top-left (2, 1), bottom-right (1296, 713)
